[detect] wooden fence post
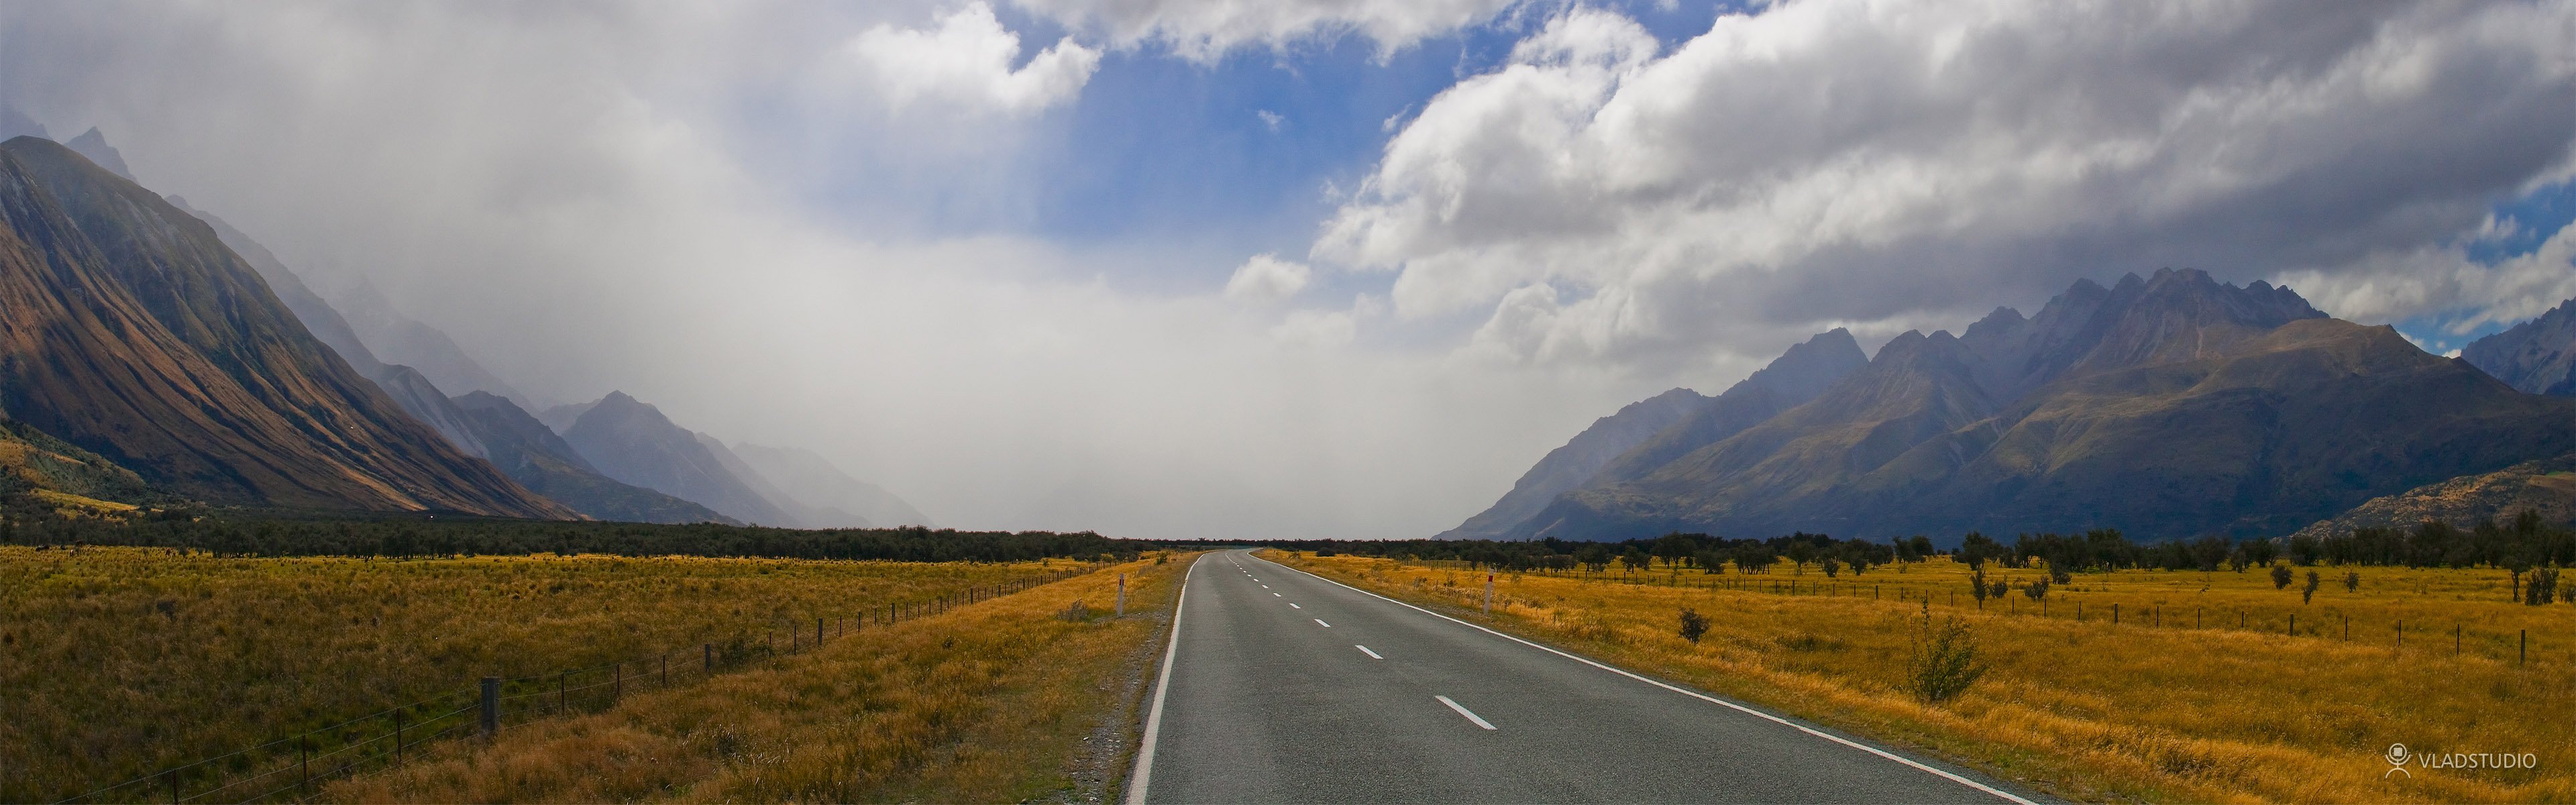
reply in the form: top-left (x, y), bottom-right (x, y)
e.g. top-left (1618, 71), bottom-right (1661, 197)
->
top-left (480, 677), bottom-right (500, 739)
top-left (704, 643), bottom-right (713, 673)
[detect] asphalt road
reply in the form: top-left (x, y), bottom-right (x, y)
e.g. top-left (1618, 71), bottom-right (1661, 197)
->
top-left (1128, 549), bottom-right (2039, 804)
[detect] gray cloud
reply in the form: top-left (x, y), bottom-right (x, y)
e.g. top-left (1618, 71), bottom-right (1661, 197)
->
top-left (1316, 2), bottom-right (2576, 370)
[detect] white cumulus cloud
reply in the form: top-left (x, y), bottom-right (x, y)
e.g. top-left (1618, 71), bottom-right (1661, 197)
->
top-left (1224, 253), bottom-right (1315, 302)
top-left (849, 2), bottom-right (1100, 115)
top-left (1013, 0), bottom-right (1520, 60)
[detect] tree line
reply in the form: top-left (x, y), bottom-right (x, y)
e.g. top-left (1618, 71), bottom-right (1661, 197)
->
top-left (1267, 508), bottom-right (2576, 578)
top-left (0, 514), bottom-right (1147, 564)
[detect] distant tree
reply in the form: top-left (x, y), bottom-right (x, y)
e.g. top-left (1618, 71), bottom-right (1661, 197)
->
top-left (2288, 534), bottom-right (2322, 566)
top-left (2228, 545), bottom-right (2252, 573)
top-left (1907, 535), bottom-right (1937, 561)
top-left (1969, 568), bottom-right (1991, 609)
top-left (1652, 533), bottom-right (1697, 569)
top-left (1988, 580), bottom-right (2007, 601)
top-left (2023, 578), bottom-right (2049, 602)
top-left (1620, 547), bottom-right (1652, 574)
top-left (1694, 549), bottom-right (1727, 574)
top-left (2343, 571), bottom-right (2361, 592)
top-left (1784, 541), bottom-right (1818, 574)
top-left (2302, 570), bottom-right (2320, 604)
top-left (1576, 545), bottom-right (1611, 573)
top-left (1821, 557), bottom-right (1841, 578)
top-left (2526, 568), bottom-right (2559, 606)
top-left (1678, 607), bottom-right (1709, 644)
top-left (2270, 564), bottom-right (2294, 590)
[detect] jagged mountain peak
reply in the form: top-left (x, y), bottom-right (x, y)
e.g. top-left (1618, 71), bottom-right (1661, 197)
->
top-left (2463, 296), bottom-right (2576, 396)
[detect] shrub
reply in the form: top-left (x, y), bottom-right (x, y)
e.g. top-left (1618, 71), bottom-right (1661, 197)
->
top-left (1969, 568), bottom-right (1991, 608)
top-left (2023, 578), bottom-right (2049, 601)
top-left (1678, 607), bottom-right (1709, 644)
top-left (2270, 564), bottom-right (2294, 590)
top-left (2302, 571), bottom-right (2320, 604)
top-left (2528, 568), bottom-right (2559, 606)
top-left (1988, 580), bottom-right (2007, 600)
top-left (1904, 604), bottom-right (1986, 706)
top-left (2343, 571), bottom-right (2360, 592)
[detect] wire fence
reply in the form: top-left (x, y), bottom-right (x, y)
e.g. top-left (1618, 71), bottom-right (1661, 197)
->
top-left (1387, 558), bottom-right (2568, 669)
top-left (53, 562), bottom-right (1109, 805)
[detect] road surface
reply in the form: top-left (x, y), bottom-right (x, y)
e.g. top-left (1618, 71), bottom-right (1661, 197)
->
top-left (1128, 549), bottom-right (2039, 804)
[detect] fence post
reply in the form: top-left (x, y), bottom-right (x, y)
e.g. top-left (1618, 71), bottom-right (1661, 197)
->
top-left (2521, 629), bottom-right (2527, 665)
top-left (661, 655), bottom-right (669, 688)
top-left (1118, 573), bottom-right (1127, 616)
top-left (480, 677), bottom-right (500, 739)
top-left (2289, 614), bottom-right (2294, 636)
top-left (166, 768), bottom-right (177, 804)
top-left (559, 672), bottom-right (568, 712)
top-left (301, 740), bottom-right (310, 796)
top-left (818, 616), bottom-right (824, 645)
top-left (704, 643), bottom-right (713, 673)
top-left (2456, 624), bottom-right (2462, 657)
top-left (394, 710), bottom-right (405, 766)
top-left (613, 662), bottom-right (623, 704)
top-left (2113, 604), bottom-right (2119, 625)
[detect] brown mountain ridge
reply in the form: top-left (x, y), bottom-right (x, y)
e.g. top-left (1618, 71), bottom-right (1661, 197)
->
top-left (0, 136), bottom-right (570, 517)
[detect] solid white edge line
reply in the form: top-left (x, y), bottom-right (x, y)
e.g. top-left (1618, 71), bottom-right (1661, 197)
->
top-left (1254, 553), bottom-right (2038, 805)
top-left (1124, 552), bottom-right (1198, 805)
top-left (1435, 694), bottom-right (1499, 730)
top-left (1356, 644), bottom-right (1383, 659)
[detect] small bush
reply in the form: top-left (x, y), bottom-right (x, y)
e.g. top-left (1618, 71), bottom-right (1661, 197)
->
top-left (2302, 571), bottom-right (2320, 604)
top-left (2343, 571), bottom-right (2360, 592)
top-left (1677, 607), bottom-right (1709, 644)
top-left (2528, 568), bottom-right (2559, 606)
top-left (1904, 605), bottom-right (1986, 706)
top-left (2023, 578), bottom-right (2049, 601)
top-left (2270, 564), bottom-right (2294, 590)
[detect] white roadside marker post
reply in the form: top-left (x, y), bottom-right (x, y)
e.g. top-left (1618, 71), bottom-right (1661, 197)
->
top-left (1485, 573), bottom-right (1495, 615)
top-left (1117, 573), bottom-right (1127, 616)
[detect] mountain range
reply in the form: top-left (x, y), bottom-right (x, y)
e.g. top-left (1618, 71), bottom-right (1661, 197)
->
top-left (2464, 299), bottom-right (2576, 396)
top-left (0, 135), bottom-right (568, 516)
top-left (1, 130), bottom-right (926, 527)
top-left (1456, 269), bottom-right (2576, 543)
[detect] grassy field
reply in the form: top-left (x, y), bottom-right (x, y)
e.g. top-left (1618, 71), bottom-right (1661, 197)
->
top-left (1270, 550), bottom-right (2576, 804)
top-left (326, 552), bottom-right (1189, 802)
top-left (0, 546), bottom-right (1083, 802)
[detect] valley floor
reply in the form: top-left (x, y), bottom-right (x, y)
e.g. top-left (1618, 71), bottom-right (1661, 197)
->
top-left (1270, 551), bottom-right (2576, 803)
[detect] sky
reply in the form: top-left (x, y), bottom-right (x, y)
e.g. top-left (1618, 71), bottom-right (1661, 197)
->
top-left (3, 1), bottom-right (2574, 540)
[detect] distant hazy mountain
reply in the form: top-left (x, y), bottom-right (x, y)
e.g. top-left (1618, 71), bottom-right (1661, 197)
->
top-left (371, 364), bottom-right (491, 459)
top-left (451, 392), bottom-right (734, 525)
top-left (2463, 298), bottom-right (2576, 396)
top-left (320, 276), bottom-right (535, 407)
top-left (0, 107), bottom-right (46, 143)
top-left (2290, 452), bottom-right (2576, 542)
top-left (538, 400), bottom-right (600, 435)
top-left (0, 136), bottom-right (570, 517)
top-left (1491, 269), bottom-right (2576, 543)
top-left (732, 442), bottom-right (933, 528)
top-left (559, 392), bottom-right (797, 525)
top-left (62, 127), bottom-right (131, 180)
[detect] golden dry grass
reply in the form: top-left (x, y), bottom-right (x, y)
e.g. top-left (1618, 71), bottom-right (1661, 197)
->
top-left (1271, 551), bottom-right (2576, 804)
top-left (324, 553), bottom-right (1189, 803)
top-left (0, 546), bottom-right (1071, 802)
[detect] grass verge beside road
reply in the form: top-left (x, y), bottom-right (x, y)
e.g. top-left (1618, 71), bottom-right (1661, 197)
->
top-left (326, 552), bottom-right (1191, 802)
top-left (1267, 549), bottom-right (2575, 803)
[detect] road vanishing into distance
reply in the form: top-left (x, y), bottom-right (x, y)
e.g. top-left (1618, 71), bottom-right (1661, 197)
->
top-left (1128, 549), bottom-right (2040, 804)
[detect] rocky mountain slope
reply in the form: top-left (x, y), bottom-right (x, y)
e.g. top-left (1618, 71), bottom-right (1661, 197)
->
top-left (0, 136), bottom-right (570, 517)
top-left (1487, 270), bottom-right (2576, 543)
top-left (2290, 453), bottom-right (2576, 541)
top-left (2463, 298), bottom-right (2576, 396)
